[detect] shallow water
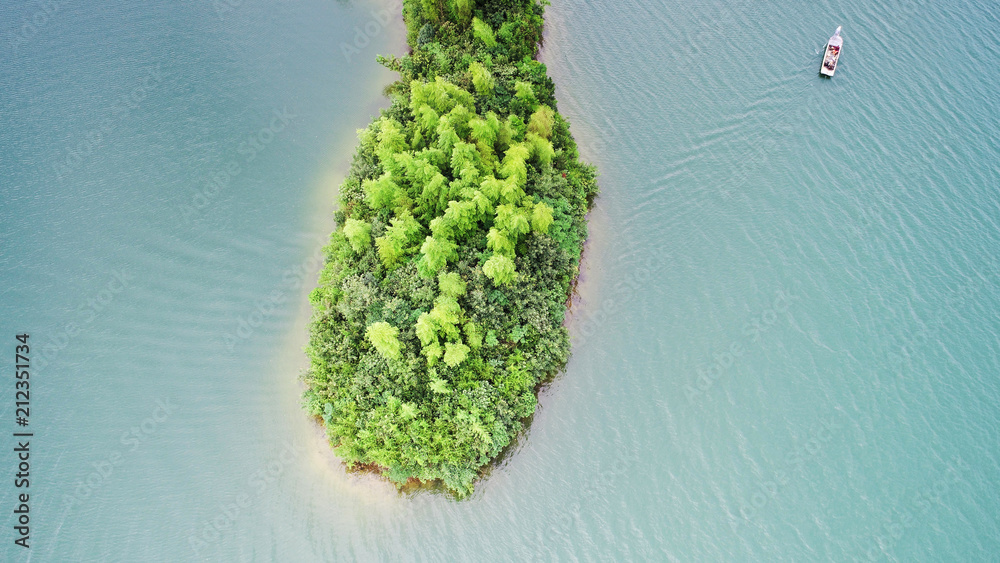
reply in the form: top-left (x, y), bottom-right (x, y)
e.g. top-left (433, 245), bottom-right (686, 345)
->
top-left (2, 0), bottom-right (999, 560)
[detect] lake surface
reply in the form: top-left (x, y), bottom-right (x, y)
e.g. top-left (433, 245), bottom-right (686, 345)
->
top-left (2, 0), bottom-right (999, 560)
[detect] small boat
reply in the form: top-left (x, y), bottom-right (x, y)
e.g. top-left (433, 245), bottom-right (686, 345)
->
top-left (820, 26), bottom-right (843, 77)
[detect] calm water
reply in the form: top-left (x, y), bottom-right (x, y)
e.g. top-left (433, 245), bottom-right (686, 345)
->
top-left (2, 0), bottom-right (999, 560)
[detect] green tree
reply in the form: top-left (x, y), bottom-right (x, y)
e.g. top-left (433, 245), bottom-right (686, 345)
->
top-left (416, 104), bottom-right (441, 135)
top-left (418, 235), bottom-right (458, 278)
top-left (438, 271), bottom-right (467, 297)
top-left (429, 375), bottom-right (450, 393)
top-left (464, 322), bottom-right (483, 349)
top-left (400, 402), bottom-right (418, 419)
top-left (415, 312), bottom-right (438, 346)
top-left (505, 114), bottom-right (527, 142)
top-left (446, 103), bottom-right (474, 138)
top-left (528, 105), bottom-right (556, 139)
top-left (343, 218), bottom-right (372, 253)
top-left (495, 204), bottom-right (529, 236)
top-left (442, 200), bottom-right (477, 236)
top-left (443, 341), bottom-right (470, 366)
top-left (436, 123), bottom-right (461, 155)
top-left (417, 23), bottom-right (436, 46)
top-left (526, 132), bottom-right (555, 166)
top-left (419, 0), bottom-right (441, 23)
top-left (486, 227), bottom-right (514, 256)
top-left (480, 175), bottom-right (505, 203)
top-left (469, 61), bottom-right (495, 95)
top-left (376, 119), bottom-right (408, 160)
top-left (450, 141), bottom-right (481, 180)
top-left (418, 173), bottom-right (449, 216)
top-left (366, 321), bottom-right (402, 360)
top-left (429, 294), bottom-right (461, 328)
top-left (429, 215), bottom-right (455, 240)
top-left (471, 190), bottom-right (493, 217)
top-left (514, 81), bottom-right (539, 109)
top-left (424, 341), bottom-right (444, 365)
top-left (500, 144), bottom-right (530, 188)
top-left (450, 0), bottom-right (473, 25)
top-left (363, 173), bottom-right (408, 211)
top-left (469, 114), bottom-right (499, 149)
top-left (376, 211), bottom-right (422, 267)
top-left (472, 18), bottom-right (497, 49)
top-left (531, 201), bottom-right (554, 233)
top-left (482, 253), bottom-right (516, 285)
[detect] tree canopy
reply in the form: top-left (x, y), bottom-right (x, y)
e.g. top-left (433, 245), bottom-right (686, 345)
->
top-left (304, 0), bottom-right (598, 497)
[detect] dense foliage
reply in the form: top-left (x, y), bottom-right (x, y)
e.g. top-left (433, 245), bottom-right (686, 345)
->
top-left (303, 0), bottom-right (598, 496)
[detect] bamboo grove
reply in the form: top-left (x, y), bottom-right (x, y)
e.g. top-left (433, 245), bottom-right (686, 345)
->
top-left (304, 0), bottom-right (598, 496)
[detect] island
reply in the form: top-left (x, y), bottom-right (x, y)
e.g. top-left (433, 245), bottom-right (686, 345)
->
top-left (303, 0), bottom-right (598, 497)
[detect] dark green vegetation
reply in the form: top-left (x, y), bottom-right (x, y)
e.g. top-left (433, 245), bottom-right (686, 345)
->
top-left (303, 0), bottom-right (598, 496)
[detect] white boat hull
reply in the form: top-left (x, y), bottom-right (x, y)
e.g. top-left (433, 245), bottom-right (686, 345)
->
top-left (820, 26), bottom-right (843, 77)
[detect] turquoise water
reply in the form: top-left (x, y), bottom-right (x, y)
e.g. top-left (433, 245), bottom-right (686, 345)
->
top-left (2, 0), bottom-right (999, 560)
